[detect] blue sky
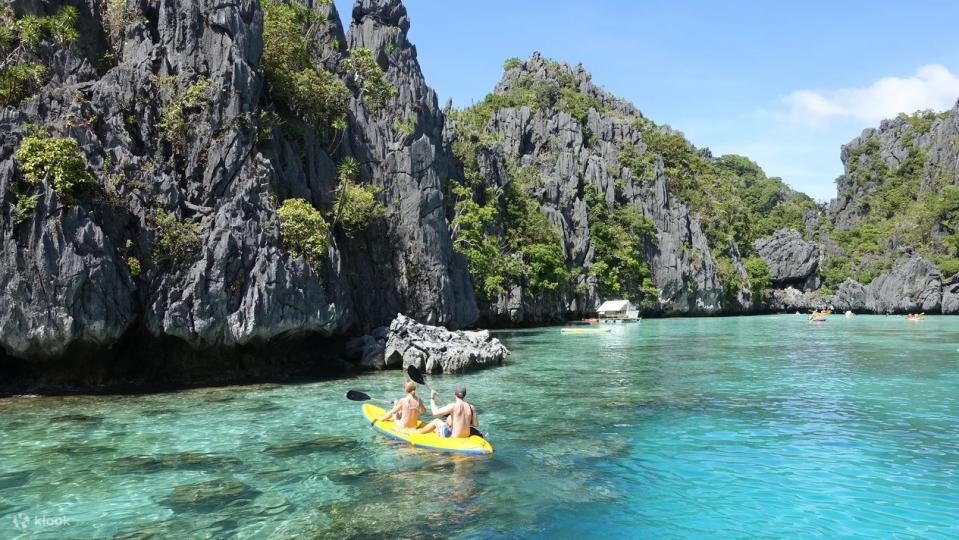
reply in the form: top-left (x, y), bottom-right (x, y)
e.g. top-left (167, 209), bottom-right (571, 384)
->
top-left (335, 1), bottom-right (959, 202)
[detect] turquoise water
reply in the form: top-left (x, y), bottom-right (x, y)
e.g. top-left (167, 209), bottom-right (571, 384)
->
top-left (2, 315), bottom-right (959, 538)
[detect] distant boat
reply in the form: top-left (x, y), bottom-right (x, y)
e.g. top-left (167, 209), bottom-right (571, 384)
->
top-left (561, 327), bottom-right (613, 335)
top-left (595, 299), bottom-right (642, 323)
top-left (845, 311), bottom-right (854, 318)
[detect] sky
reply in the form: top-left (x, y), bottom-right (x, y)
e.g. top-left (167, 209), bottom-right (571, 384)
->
top-left (334, 0), bottom-right (959, 202)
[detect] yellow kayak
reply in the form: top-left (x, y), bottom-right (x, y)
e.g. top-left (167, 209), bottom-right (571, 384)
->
top-left (560, 327), bottom-right (612, 335)
top-left (361, 403), bottom-right (493, 456)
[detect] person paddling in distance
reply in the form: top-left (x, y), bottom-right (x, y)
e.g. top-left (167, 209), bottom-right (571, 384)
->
top-left (375, 380), bottom-right (425, 429)
top-left (416, 386), bottom-right (478, 438)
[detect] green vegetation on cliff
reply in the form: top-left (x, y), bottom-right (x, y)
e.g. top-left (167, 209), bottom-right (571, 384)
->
top-left (152, 209), bottom-right (201, 266)
top-left (0, 5), bottom-right (80, 106)
top-left (159, 77), bottom-right (213, 150)
top-left (277, 198), bottom-right (329, 271)
top-left (822, 109), bottom-right (958, 285)
top-left (448, 55), bottom-right (817, 305)
top-left (16, 5), bottom-right (79, 47)
top-left (331, 158), bottom-right (386, 236)
top-left (448, 139), bottom-right (571, 300)
top-left (343, 48), bottom-right (396, 114)
top-left (14, 132), bottom-right (92, 203)
top-left (452, 58), bottom-right (605, 136)
top-left (261, 0), bottom-right (349, 130)
top-left (585, 186), bottom-right (658, 304)
top-left (619, 128), bottom-right (817, 256)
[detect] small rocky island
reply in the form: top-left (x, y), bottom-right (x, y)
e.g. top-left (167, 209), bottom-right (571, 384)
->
top-left (347, 314), bottom-right (509, 373)
top-left (1, 0), bottom-right (958, 392)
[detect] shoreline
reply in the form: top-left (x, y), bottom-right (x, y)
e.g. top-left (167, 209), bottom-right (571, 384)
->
top-left (0, 312), bottom-right (943, 398)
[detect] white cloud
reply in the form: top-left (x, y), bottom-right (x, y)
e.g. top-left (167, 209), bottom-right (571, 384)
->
top-left (778, 64), bottom-right (959, 129)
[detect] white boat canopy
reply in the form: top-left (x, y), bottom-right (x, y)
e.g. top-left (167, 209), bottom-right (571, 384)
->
top-left (597, 300), bottom-right (633, 314)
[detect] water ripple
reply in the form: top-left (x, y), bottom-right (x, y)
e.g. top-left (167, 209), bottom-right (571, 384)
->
top-left (1, 315), bottom-right (958, 537)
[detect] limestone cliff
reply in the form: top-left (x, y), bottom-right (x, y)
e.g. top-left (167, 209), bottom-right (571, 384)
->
top-left (1, 0), bottom-right (958, 392)
top-left (0, 0), bottom-right (475, 390)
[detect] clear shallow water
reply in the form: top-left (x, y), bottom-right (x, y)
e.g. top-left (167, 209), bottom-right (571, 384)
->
top-left (2, 315), bottom-right (959, 538)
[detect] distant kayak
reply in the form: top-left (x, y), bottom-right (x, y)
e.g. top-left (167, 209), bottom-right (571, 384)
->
top-left (362, 404), bottom-right (493, 456)
top-left (561, 327), bottom-right (612, 335)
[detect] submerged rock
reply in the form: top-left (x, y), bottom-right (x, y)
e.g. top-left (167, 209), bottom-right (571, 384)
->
top-left (112, 452), bottom-right (242, 473)
top-left (164, 479), bottom-right (260, 513)
top-left (381, 314), bottom-right (509, 373)
top-left (0, 471), bottom-right (32, 491)
top-left (50, 414), bottom-right (103, 424)
top-left (263, 436), bottom-right (358, 457)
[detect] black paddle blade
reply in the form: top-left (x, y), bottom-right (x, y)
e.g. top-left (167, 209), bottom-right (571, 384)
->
top-left (346, 390), bottom-right (371, 401)
top-left (406, 364), bottom-right (426, 385)
top-left (470, 427), bottom-right (485, 439)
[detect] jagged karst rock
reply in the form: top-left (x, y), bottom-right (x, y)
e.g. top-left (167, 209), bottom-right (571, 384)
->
top-left (941, 273), bottom-right (959, 314)
top-left (382, 314), bottom-right (509, 373)
top-left (3, 0), bottom-right (959, 392)
top-left (342, 0), bottom-right (477, 329)
top-left (344, 326), bottom-right (388, 369)
top-left (444, 53), bottom-right (734, 323)
top-left (0, 0), bottom-right (479, 391)
top-left (864, 257), bottom-right (942, 313)
top-left (829, 279), bottom-right (867, 311)
top-left (767, 287), bottom-right (822, 312)
top-left (754, 229), bottom-right (820, 290)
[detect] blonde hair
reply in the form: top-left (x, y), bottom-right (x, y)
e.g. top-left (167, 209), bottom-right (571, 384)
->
top-left (405, 381), bottom-right (416, 394)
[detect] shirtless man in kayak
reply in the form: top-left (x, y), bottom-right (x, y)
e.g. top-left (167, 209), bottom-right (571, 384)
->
top-left (416, 386), bottom-right (478, 438)
top-left (376, 380), bottom-right (425, 429)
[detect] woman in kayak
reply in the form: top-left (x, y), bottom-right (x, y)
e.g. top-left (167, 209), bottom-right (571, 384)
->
top-left (417, 386), bottom-right (478, 438)
top-left (376, 380), bottom-right (425, 429)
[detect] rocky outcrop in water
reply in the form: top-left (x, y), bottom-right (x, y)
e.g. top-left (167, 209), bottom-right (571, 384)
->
top-left (376, 314), bottom-right (509, 373)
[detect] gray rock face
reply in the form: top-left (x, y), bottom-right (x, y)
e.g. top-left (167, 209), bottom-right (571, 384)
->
top-left (343, 0), bottom-right (477, 330)
top-left (831, 107), bottom-right (959, 232)
top-left (830, 279), bottom-right (867, 311)
top-left (766, 287), bottom-right (822, 312)
top-left (0, 0), bottom-right (477, 390)
top-left (753, 229), bottom-right (820, 290)
top-left (941, 273), bottom-right (959, 314)
top-left (864, 257), bottom-right (941, 313)
top-left (382, 314), bottom-right (509, 373)
top-left (444, 53), bottom-right (736, 323)
top-left (344, 326), bottom-right (388, 370)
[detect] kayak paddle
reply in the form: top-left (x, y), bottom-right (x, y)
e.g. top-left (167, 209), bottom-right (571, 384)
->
top-left (406, 364), bottom-right (434, 393)
top-left (345, 390), bottom-right (392, 405)
top-left (347, 390), bottom-right (395, 426)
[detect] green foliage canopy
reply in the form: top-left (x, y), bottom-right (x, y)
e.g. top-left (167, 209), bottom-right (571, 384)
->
top-left (343, 48), bottom-right (396, 114)
top-left (261, 0), bottom-right (349, 129)
top-left (14, 133), bottom-right (92, 203)
top-left (152, 209), bottom-right (201, 266)
top-left (277, 198), bottom-right (330, 271)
